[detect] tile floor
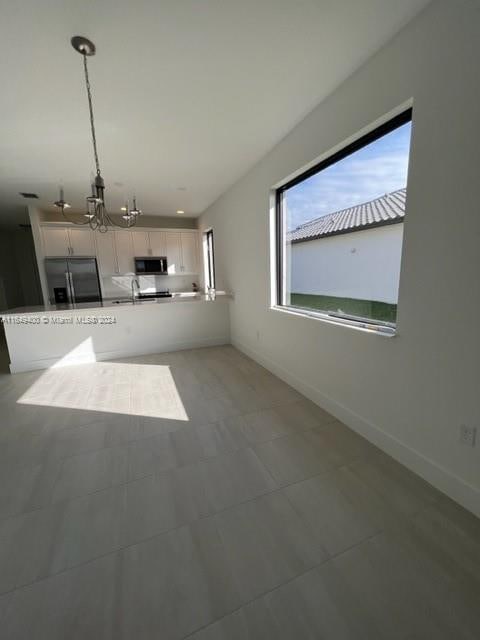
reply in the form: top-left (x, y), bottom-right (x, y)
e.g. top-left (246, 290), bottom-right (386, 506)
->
top-left (0, 345), bottom-right (478, 639)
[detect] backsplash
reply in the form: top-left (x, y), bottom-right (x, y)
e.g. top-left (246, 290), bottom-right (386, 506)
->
top-left (101, 274), bottom-right (199, 299)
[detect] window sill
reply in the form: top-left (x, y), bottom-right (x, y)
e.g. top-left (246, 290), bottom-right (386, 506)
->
top-left (270, 305), bottom-right (397, 337)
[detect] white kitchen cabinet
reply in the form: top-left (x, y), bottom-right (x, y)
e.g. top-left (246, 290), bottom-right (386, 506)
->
top-left (41, 225), bottom-right (200, 278)
top-left (148, 231), bottom-right (166, 256)
top-left (42, 227), bottom-right (95, 257)
top-left (164, 231), bottom-right (199, 274)
top-left (132, 231), bottom-right (150, 257)
top-left (165, 232), bottom-right (182, 274)
top-left (180, 232), bottom-right (198, 274)
top-left (114, 231), bottom-right (135, 274)
top-left (95, 231), bottom-right (117, 275)
top-left (42, 227), bottom-right (70, 256)
top-left (68, 228), bottom-right (95, 256)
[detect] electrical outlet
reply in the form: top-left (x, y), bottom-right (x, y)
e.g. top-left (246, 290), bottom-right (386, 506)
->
top-left (459, 425), bottom-right (477, 447)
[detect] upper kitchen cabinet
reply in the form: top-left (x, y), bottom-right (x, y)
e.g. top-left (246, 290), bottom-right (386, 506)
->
top-left (180, 232), bottom-right (199, 274)
top-left (95, 231), bottom-right (117, 275)
top-left (68, 228), bottom-right (96, 256)
top-left (40, 224), bottom-right (199, 276)
top-left (114, 231), bottom-right (135, 274)
top-left (165, 232), bottom-right (183, 274)
top-left (131, 231), bottom-right (150, 257)
top-left (42, 227), bottom-right (70, 256)
top-left (42, 226), bottom-right (95, 257)
top-left (148, 231), bottom-right (166, 256)
top-left (164, 230), bottom-right (199, 275)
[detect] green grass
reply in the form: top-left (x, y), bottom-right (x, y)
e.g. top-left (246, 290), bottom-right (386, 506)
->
top-left (290, 293), bottom-right (397, 324)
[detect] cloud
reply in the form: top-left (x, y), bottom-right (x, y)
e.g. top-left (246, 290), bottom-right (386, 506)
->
top-left (285, 122), bottom-right (411, 229)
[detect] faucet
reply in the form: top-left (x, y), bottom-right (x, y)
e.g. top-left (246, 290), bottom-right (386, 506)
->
top-left (131, 277), bottom-right (140, 303)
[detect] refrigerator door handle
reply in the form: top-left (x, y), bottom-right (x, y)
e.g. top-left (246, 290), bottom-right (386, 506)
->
top-left (65, 271), bottom-right (73, 303)
top-left (68, 272), bottom-right (76, 302)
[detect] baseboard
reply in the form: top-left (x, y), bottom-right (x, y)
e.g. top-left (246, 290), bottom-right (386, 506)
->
top-left (9, 336), bottom-right (230, 374)
top-left (232, 337), bottom-right (480, 519)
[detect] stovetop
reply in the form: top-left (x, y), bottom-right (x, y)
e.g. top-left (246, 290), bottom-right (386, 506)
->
top-left (137, 291), bottom-right (172, 299)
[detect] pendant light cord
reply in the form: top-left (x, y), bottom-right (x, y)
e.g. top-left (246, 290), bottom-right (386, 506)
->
top-left (82, 53), bottom-right (101, 176)
top-left (55, 37), bottom-right (140, 231)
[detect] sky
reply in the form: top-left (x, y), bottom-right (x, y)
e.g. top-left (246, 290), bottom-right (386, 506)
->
top-left (285, 121), bottom-right (412, 230)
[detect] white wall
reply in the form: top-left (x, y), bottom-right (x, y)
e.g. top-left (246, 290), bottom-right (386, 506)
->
top-left (12, 230), bottom-right (43, 307)
top-left (40, 210), bottom-right (198, 230)
top-left (0, 234), bottom-right (23, 311)
top-left (289, 224), bottom-right (403, 304)
top-left (199, 0), bottom-right (480, 516)
top-left (0, 229), bottom-right (42, 311)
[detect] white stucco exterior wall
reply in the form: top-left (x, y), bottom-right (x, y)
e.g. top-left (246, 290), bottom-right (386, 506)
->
top-left (289, 224), bottom-right (403, 304)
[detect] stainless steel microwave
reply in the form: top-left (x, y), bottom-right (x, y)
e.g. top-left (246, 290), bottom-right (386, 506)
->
top-left (134, 257), bottom-right (168, 275)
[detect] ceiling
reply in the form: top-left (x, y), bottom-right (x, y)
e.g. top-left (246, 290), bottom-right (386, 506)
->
top-left (0, 0), bottom-right (430, 225)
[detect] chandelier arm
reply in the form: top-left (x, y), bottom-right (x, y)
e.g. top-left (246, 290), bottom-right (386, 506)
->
top-left (61, 208), bottom-right (91, 226)
top-left (82, 53), bottom-right (101, 176)
top-left (103, 209), bottom-right (134, 229)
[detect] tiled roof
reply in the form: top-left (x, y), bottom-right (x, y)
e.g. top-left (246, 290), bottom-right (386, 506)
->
top-left (287, 188), bottom-right (406, 243)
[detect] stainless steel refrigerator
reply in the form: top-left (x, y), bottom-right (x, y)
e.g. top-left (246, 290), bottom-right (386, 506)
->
top-left (45, 258), bottom-right (102, 304)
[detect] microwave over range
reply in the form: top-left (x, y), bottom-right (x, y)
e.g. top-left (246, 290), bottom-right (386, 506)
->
top-left (134, 257), bottom-right (168, 275)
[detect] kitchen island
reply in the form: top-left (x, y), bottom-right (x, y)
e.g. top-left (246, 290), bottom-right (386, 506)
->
top-left (1, 292), bottom-right (231, 373)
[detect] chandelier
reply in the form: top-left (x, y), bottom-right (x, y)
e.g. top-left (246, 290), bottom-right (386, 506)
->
top-left (54, 36), bottom-right (141, 232)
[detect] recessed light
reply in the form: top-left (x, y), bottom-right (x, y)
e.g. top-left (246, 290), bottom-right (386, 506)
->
top-left (176, 210), bottom-right (185, 214)
top-left (121, 206), bottom-right (127, 211)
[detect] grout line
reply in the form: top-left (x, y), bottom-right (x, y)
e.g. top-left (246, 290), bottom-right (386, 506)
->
top-left (0, 439), bottom-right (417, 601)
top-left (0, 449), bottom-right (379, 598)
top-left (180, 530), bottom-right (386, 640)
top-left (0, 415), bottom-right (338, 520)
top-left (0, 348), bottom-right (448, 613)
top-left (0, 413), bottom-right (345, 525)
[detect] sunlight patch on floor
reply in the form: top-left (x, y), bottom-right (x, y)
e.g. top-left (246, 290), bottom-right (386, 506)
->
top-left (16, 359), bottom-right (190, 421)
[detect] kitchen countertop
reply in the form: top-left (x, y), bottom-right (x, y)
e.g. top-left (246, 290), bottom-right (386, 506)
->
top-left (1, 291), bottom-right (232, 316)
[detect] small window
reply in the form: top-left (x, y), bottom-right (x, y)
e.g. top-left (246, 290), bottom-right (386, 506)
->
top-left (274, 109), bottom-right (412, 333)
top-left (204, 228), bottom-right (216, 290)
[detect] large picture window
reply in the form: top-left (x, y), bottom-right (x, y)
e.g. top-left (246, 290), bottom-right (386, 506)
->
top-left (274, 109), bottom-right (412, 333)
